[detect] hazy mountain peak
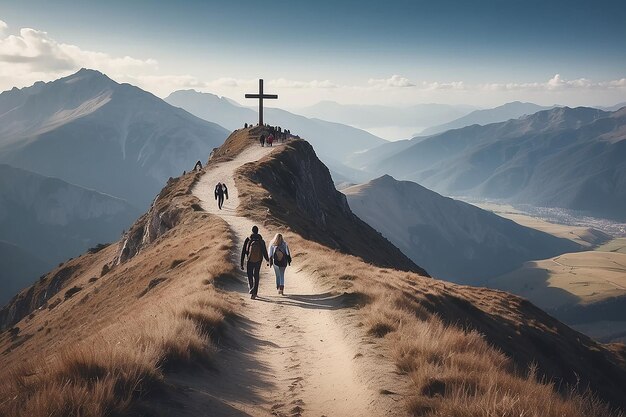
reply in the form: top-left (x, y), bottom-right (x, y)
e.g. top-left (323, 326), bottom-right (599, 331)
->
top-left (421, 101), bottom-right (557, 135)
top-left (58, 68), bottom-right (114, 87)
top-left (374, 173), bottom-right (395, 183)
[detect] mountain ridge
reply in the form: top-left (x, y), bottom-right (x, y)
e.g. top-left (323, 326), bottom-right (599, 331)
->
top-left (369, 106), bottom-right (626, 220)
top-left (1, 130), bottom-right (625, 416)
top-left (0, 69), bottom-right (230, 208)
top-left (344, 174), bottom-right (581, 284)
top-left (420, 101), bottom-right (558, 135)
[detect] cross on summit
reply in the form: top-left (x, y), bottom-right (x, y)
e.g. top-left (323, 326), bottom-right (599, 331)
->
top-left (245, 79), bottom-right (278, 126)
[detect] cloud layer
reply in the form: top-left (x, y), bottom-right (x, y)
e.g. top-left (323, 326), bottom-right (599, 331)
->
top-left (0, 19), bottom-right (624, 107)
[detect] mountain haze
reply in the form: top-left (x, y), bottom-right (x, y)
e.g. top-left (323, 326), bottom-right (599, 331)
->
top-left (296, 100), bottom-right (474, 137)
top-left (369, 106), bottom-right (626, 220)
top-left (344, 175), bottom-right (581, 283)
top-left (0, 240), bottom-right (50, 306)
top-left (0, 164), bottom-right (140, 304)
top-left (165, 89), bottom-right (387, 162)
top-left (0, 69), bottom-right (230, 208)
top-left (421, 101), bottom-right (557, 135)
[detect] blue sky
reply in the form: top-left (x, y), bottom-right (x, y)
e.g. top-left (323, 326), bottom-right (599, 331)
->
top-left (1, 0), bottom-right (625, 107)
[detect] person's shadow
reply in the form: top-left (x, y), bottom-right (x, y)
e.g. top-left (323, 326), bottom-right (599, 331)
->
top-left (254, 291), bottom-right (366, 310)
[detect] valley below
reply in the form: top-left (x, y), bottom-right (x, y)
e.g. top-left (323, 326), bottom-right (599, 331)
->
top-left (472, 200), bottom-right (626, 343)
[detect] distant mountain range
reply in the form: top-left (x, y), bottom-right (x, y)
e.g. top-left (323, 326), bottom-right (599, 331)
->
top-left (344, 175), bottom-right (581, 284)
top-left (165, 90), bottom-right (387, 163)
top-left (0, 164), bottom-right (139, 305)
top-left (294, 101), bottom-right (475, 138)
top-left (420, 101), bottom-right (558, 135)
top-left (0, 69), bottom-right (230, 208)
top-left (357, 106), bottom-right (626, 221)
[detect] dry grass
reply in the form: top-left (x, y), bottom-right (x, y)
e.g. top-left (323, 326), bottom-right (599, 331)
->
top-left (267, 230), bottom-right (625, 416)
top-left (228, 141), bottom-right (626, 414)
top-left (1, 339), bottom-right (162, 417)
top-left (0, 171), bottom-right (238, 417)
top-left (202, 137), bottom-right (626, 416)
top-left (0, 291), bottom-right (234, 417)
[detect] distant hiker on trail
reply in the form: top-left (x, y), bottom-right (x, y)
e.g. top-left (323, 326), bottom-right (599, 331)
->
top-left (244, 122), bottom-right (248, 128)
top-left (194, 160), bottom-right (203, 171)
top-left (240, 226), bottom-right (269, 299)
top-left (214, 182), bottom-right (228, 210)
top-left (267, 133), bottom-right (274, 147)
top-left (260, 134), bottom-right (266, 147)
top-left (269, 233), bottom-right (291, 295)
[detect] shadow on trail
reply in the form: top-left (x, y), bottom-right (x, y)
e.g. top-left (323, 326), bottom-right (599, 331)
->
top-left (162, 313), bottom-right (279, 416)
top-left (255, 291), bottom-right (367, 310)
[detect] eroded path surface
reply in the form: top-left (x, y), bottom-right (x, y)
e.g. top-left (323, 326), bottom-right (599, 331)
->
top-left (179, 143), bottom-right (403, 417)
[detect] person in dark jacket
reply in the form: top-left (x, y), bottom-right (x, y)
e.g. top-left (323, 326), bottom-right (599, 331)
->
top-left (260, 134), bottom-right (266, 147)
top-left (240, 226), bottom-right (269, 299)
top-left (214, 182), bottom-right (228, 210)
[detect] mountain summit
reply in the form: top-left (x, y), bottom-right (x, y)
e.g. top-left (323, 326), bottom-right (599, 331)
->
top-left (0, 69), bottom-right (229, 208)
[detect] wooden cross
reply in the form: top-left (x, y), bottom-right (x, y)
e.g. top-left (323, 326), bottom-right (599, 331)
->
top-left (245, 79), bottom-right (278, 126)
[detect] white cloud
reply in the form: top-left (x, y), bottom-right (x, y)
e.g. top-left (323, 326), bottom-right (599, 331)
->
top-left (0, 27), bottom-right (157, 74)
top-left (0, 20), bottom-right (624, 108)
top-left (207, 77), bottom-right (243, 87)
top-left (368, 74), bottom-right (415, 88)
top-left (269, 78), bottom-right (337, 89)
top-left (420, 80), bottom-right (466, 91)
top-left (475, 74), bottom-right (626, 93)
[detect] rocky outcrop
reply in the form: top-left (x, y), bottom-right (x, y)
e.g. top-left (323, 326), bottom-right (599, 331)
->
top-left (1, 171), bottom-right (202, 331)
top-left (116, 172), bottom-right (201, 264)
top-left (0, 264), bottom-right (78, 330)
top-left (239, 140), bottom-right (428, 275)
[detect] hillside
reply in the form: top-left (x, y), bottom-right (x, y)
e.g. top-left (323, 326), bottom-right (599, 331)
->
top-left (343, 175), bottom-right (581, 284)
top-left (165, 89), bottom-right (387, 163)
top-left (421, 101), bottom-right (557, 135)
top-left (369, 106), bottom-right (626, 221)
top-left (491, 250), bottom-right (626, 343)
top-left (1, 130), bottom-right (625, 417)
top-left (0, 164), bottom-right (140, 305)
top-left (0, 69), bottom-right (230, 208)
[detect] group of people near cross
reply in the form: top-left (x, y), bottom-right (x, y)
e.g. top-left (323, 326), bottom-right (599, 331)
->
top-left (259, 125), bottom-right (290, 147)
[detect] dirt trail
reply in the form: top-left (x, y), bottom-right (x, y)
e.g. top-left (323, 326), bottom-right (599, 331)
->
top-left (181, 143), bottom-right (402, 417)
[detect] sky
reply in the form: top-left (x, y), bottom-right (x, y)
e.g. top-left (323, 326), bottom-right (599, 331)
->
top-left (1, 0), bottom-right (625, 109)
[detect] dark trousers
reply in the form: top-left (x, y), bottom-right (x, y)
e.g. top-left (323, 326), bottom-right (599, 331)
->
top-left (246, 261), bottom-right (262, 296)
top-left (217, 194), bottom-right (224, 209)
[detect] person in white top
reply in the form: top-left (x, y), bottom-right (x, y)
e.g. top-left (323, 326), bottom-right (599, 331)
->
top-left (268, 233), bottom-right (291, 295)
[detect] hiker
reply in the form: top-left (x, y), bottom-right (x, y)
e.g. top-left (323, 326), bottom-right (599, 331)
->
top-left (214, 182), bottom-right (228, 210)
top-left (244, 122), bottom-right (248, 128)
top-left (268, 233), bottom-right (291, 295)
top-left (194, 160), bottom-right (202, 171)
top-left (240, 226), bottom-right (269, 299)
top-left (260, 134), bottom-right (266, 147)
top-left (267, 133), bottom-right (274, 147)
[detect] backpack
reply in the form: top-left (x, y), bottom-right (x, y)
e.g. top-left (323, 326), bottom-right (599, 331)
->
top-left (274, 246), bottom-right (287, 267)
top-left (248, 239), bottom-right (263, 262)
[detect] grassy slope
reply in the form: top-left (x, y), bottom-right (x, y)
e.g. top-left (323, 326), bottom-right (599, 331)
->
top-left (233, 138), bottom-right (626, 416)
top-left (0, 170), bottom-right (238, 416)
top-left (2, 130), bottom-right (625, 416)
